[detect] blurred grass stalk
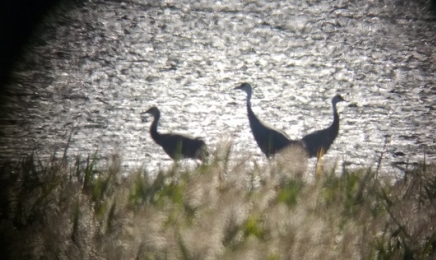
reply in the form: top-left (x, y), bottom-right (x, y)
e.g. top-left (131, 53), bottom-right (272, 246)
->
top-left (0, 144), bottom-right (435, 259)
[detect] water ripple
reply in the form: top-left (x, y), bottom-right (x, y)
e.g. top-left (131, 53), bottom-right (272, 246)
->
top-left (0, 0), bottom-right (435, 177)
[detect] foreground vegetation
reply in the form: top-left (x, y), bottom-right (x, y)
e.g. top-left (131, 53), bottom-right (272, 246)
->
top-left (0, 145), bottom-right (435, 259)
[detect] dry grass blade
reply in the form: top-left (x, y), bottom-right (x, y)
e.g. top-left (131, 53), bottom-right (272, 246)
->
top-left (0, 148), bottom-right (435, 259)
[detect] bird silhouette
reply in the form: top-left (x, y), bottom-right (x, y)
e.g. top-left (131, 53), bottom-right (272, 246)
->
top-left (301, 94), bottom-right (346, 158)
top-left (142, 106), bottom-right (208, 161)
top-left (234, 83), bottom-right (304, 158)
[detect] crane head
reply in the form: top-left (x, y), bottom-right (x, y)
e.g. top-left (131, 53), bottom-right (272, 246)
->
top-left (234, 82), bottom-right (253, 93)
top-left (143, 106), bottom-right (160, 117)
top-left (332, 94), bottom-right (346, 105)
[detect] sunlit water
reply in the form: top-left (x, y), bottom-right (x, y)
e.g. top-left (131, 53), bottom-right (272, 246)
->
top-left (1, 0), bottom-right (435, 177)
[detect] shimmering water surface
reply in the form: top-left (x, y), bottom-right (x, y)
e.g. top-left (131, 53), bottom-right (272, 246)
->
top-left (1, 0), bottom-right (435, 176)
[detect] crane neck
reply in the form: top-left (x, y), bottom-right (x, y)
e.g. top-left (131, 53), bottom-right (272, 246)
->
top-left (245, 91), bottom-right (263, 129)
top-left (149, 113), bottom-right (161, 142)
top-left (245, 89), bottom-right (252, 107)
top-left (330, 100), bottom-right (340, 130)
top-left (332, 100), bottom-right (338, 115)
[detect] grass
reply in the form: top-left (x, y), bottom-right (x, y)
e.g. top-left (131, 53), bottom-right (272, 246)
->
top-left (0, 145), bottom-right (435, 259)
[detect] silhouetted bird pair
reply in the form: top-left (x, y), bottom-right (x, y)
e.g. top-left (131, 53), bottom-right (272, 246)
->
top-left (142, 83), bottom-right (345, 161)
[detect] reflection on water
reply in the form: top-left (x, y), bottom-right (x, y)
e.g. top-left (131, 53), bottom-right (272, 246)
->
top-left (0, 0), bottom-right (435, 176)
